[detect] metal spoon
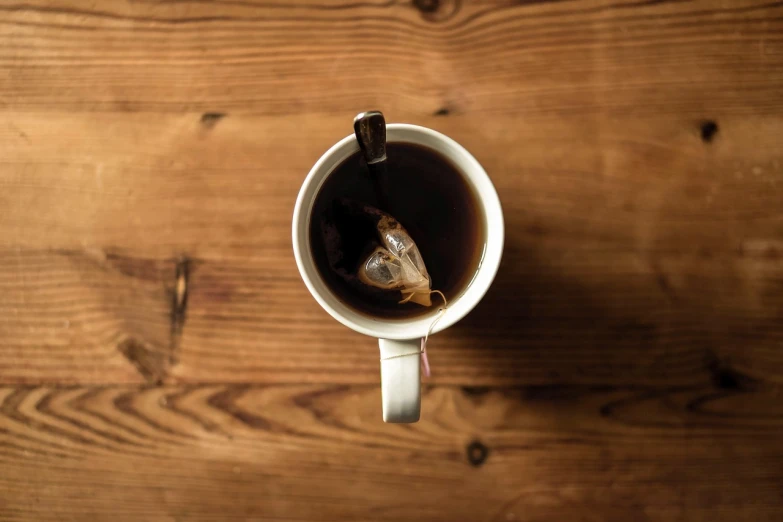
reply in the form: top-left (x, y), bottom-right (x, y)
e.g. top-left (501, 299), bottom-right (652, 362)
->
top-left (354, 111), bottom-right (390, 210)
top-left (354, 110), bottom-right (387, 166)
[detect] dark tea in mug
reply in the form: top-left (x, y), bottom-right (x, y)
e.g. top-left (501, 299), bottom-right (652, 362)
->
top-left (308, 142), bottom-right (486, 319)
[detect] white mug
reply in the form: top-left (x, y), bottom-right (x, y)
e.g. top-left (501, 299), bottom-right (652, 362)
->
top-left (292, 124), bottom-right (504, 423)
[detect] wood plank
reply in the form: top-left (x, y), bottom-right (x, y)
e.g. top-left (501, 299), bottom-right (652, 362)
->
top-left (0, 384), bottom-right (782, 521)
top-left (1, 0), bottom-right (781, 116)
top-left (1, 111), bottom-right (781, 385)
top-left (1, 110), bottom-right (782, 384)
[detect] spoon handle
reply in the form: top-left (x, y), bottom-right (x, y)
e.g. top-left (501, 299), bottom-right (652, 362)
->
top-left (354, 111), bottom-right (390, 210)
top-left (354, 111), bottom-right (387, 165)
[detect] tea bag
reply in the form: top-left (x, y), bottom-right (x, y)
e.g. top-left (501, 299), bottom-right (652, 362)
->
top-left (359, 213), bottom-right (432, 306)
top-left (320, 199), bottom-right (434, 306)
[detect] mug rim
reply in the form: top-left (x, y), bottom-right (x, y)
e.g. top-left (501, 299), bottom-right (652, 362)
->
top-left (292, 124), bottom-right (504, 340)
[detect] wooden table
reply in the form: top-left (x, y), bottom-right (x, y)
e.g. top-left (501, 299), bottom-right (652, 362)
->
top-left (1, 0), bottom-right (782, 520)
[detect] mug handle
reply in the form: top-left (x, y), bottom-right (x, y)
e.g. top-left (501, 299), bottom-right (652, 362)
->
top-left (378, 338), bottom-right (421, 423)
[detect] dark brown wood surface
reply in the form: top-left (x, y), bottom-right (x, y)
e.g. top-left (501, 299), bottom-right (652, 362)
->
top-left (1, 0), bottom-right (782, 520)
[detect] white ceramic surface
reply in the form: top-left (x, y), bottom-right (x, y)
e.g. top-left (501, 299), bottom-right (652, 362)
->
top-left (292, 124), bottom-right (504, 423)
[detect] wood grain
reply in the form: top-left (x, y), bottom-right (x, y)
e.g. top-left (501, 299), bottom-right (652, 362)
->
top-left (1, 384), bottom-right (782, 521)
top-left (1, 111), bottom-right (781, 386)
top-left (1, 0), bottom-right (782, 519)
top-left (0, 0), bottom-right (781, 116)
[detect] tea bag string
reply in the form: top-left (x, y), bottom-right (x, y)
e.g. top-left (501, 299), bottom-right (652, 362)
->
top-left (422, 292), bottom-right (447, 344)
top-left (377, 307), bottom-right (445, 362)
top-left (380, 291), bottom-right (448, 378)
top-left (398, 289), bottom-right (446, 305)
top-left (420, 305), bottom-right (446, 378)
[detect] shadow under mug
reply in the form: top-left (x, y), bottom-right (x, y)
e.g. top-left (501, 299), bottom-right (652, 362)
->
top-left (292, 124), bottom-right (504, 422)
